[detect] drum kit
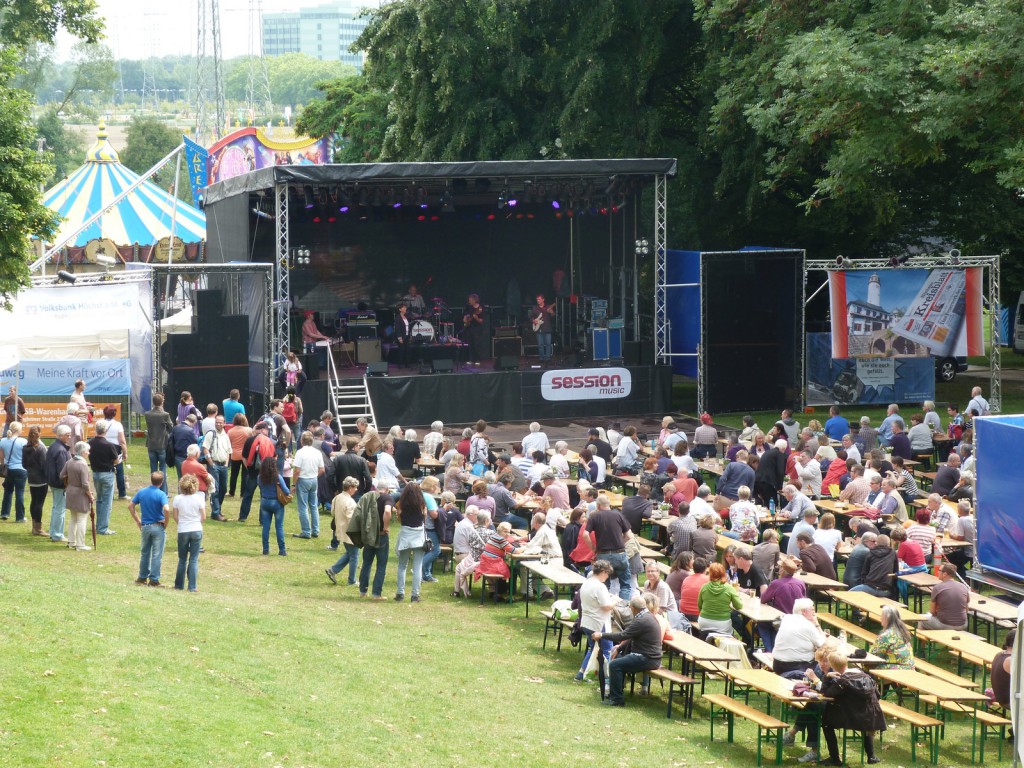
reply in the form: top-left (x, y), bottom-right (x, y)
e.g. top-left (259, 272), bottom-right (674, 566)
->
top-left (409, 297), bottom-right (456, 343)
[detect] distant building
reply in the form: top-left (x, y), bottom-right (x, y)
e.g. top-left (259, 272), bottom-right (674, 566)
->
top-left (847, 273), bottom-right (894, 335)
top-left (263, 2), bottom-right (367, 70)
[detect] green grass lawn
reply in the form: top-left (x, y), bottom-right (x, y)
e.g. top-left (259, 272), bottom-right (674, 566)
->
top-left (0, 447), bottom-right (1013, 766)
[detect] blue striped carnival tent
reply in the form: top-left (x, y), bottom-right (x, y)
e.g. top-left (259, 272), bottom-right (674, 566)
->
top-left (42, 122), bottom-right (206, 263)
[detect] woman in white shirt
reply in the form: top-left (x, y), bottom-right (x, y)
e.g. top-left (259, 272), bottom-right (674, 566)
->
top-left (812, 512), bottom-right (844, 562)
top-left (173, 474), bottom-right (207, 592)
top-left (101, 405), bottom-right (129, 499)
top-left (614, 426), bottom-right (641, 472)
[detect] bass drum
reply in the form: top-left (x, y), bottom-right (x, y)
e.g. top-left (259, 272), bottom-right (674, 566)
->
top-left (411, 319), bottom-right (435, 342)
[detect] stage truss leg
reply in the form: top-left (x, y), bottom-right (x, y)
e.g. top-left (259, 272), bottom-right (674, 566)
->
top-left (274, 183), bottom-right (290, 368)
top-left (990, 256), bottom-right (1001, 413)
top-left (653, 173), bottom-right (668, 363)
top-left (263, 263), bottom-right (275, 414)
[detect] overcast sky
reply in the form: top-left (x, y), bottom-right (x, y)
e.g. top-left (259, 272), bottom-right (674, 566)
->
top-left (56, 0), bottom-right (374, 61)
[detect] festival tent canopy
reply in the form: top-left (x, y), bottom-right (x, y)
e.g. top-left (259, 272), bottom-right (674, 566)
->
top-left (42, 123), bottom-right (206, 248)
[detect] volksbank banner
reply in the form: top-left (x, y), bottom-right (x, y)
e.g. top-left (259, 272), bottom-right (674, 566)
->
top-left (0, 360), bottom-right (131, 396)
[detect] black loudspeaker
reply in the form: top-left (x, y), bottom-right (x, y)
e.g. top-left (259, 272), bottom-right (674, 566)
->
top-left (166, 368), bottom-right (246, 416)
top-left (492, 336), bottom-right (522, 357)
top-left (356, 338), bottom-right (381, 364)
top-left (432, 359), bottom-right (454, 374)
top-left (494, 326), bottom-right (517, 339)
top-left (496, 354), bottom-right (519, 371)
top-left (622, 341), bottom-right (641, 366)
top-left (211, 316), bottom-right (249, 353)
top-left (349, 325), bottom-right (378, 341)
top-left (302, 352), bottom-right (319, 380)
top-left (195, 289), bottom-right (223, 320)
top-left (366, 361), bottom-right (389, 377)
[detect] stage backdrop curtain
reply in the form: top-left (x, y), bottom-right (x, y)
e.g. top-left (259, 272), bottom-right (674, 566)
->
top-left (367, 372), bottom-right (522, 426)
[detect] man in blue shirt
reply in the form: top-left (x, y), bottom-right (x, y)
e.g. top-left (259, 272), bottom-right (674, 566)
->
top-left (877, 404), bottom-right (905, 447)
top-left (222, 388), bottom-right (246, 424)
top-left (128, 472), bottom-right (170, 586)
top-left (824, 406), bottom-right (850, 443)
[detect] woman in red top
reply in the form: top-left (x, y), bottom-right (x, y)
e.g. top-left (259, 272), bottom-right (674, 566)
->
top-left (475, 521), bottom-right (522, 600)
top-left (570, 511), bottom-right (597, 566)
top-left (679, 557), bottom-right (710, 622)
top-left (891, 527), bottom-right (926, 602)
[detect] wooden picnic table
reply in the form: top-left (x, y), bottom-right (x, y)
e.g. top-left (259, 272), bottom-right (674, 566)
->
top-left (916, 629), bottom-right (1001, 686)
top-left (827, 589), bottom-right (926, 624)
top-left (795, 571), bottom-right (847, 592)
top-left (520, 560), bottom-right (585, 618)
top-left (695, 459), bottom-right (727, 477)
top-left (737, 594), bottom-right (784, 623)
top-left (663, 631), bottom-right (737, 676)
top-left (871, 667), bottom-right (989, 706)
top-left (967, 594), bottom-right (1018, 642)
top-left (638, 545), bottom-right (666, 560)
top-left (718, 667), bottom-right (816, 712)
top-left (635, 535), bottom-right (662, 550)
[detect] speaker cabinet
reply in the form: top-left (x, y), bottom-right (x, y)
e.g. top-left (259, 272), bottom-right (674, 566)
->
top-left (432, 359), bottom-right (454, 374)
top-left (366, 361), bottom-right (389, 376)
top-left (349, 324), bottom-right (378, 341)
top-left (496, 354), bottom-right (519, 371)
top-left (356, 338), bottom-right (381, 364)
top-left (492, 336), bottom-right (522, 358)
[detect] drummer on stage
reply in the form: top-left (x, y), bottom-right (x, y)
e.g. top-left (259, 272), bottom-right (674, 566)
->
top-left (301, 310), bottom-right (330, 353)
top-left (394, 302), bottom-right (413, 367)
top-left (462, 293), bottom-right (488, 366)
top-left (403, 283), bottom-right (426, 317)
top-left (529, 294), bottom-right (555, 363)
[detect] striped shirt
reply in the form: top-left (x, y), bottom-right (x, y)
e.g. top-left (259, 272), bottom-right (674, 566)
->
top-left (905, 523), bottom-right (937, 557)
top-left (898, 469), bottom-right (919, 498)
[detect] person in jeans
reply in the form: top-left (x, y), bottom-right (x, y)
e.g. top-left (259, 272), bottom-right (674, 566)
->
top-left (23, 426), bottom-right (49, 537)
top-left (45, 425), bottom-right (73, 542)
top-left (257, 458), bottom-right (290, 556)
top-left (592, 594), bottom-right (664, 707)
top-left (0, 421), bottom-right (28, 521)
top-left (393, 482), bottom-right (428, 603)
top-left (359, 484), bottom-right (394, 599)
top-left (88, 420), bottom-right (120, 535)
top-left (144, 393), bottom-right (174, 493)
top-left (202, 414), bottom-right (232, 521)
top-left (290, 431), bottom-right (325, 539)
top-left (238, 423), bottom-right (276, 523)
top-left (172, 473), bottom-right (206, 592)
top-left (101, 405), bottom-right (129, 500)
top-left (61, 442), bottom-right (94, 550)
top-left (419, 476), bottom-right (443, 582)
top-left (325, 476), bottom-right (360, 585)
top-left (128, 471), bottom-right (170, 585)
top-left (583, 495), bottom-right (635, 599)
top-left (575, 559), bottom-right (618, 682)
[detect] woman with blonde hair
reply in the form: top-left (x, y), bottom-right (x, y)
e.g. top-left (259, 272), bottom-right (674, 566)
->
top-left (172, 474), bottom-right (206, 592)
top-left (0, 421), bottom-right (29, 522)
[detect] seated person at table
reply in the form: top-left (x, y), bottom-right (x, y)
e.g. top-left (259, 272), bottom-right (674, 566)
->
top-left (772, 597), bottom-right (827, 676)
top-left (665, 551), bottom-right (694, 603)
top-left (890, 526), bottom-right (926, 602)
top-left (924, 493), bottom-right (954, 536)
top-left (642, 561), bottom-right (675, 612)
top-left (671, 468), bottom-right (699, 506)
top-left (890, 455), bottom-right (920, 504)
top-left (753, 528), bottom-right (781, 581)
top-left (639, 457), bottom-right (659, 493)
top-left (921, 562), bottom-right (970, 630)
top-left (690, 514), bottom-right (718, 563)
top-left (591, 594), bottom-right (664, 708)
top-left (548, 441), bottom-right (571, 477)
top-left (888, 420), bottom-right (912, 461)
top-left (843, 530), bottom-right (876, 588)
top-left (869, 605), bottom-right (915, 669)
top-left (930, 453), bottom-right (961, 497)
top-left (795, 450), bottom-right (822, 497)
top-left (667, 500), bottom-right (696, 556)
top-left (821, 450), bottom-right (849, 494)
top-left (679, 557), bottom-right (710, 624)
top-left (748, 430), bottom-right (769, 458)
top-left (739, 415), bottom-right (760, 443)
top-left (577, 447), bottom-right (606, 487)
top-left (688, 484), bottom-right (715, 522)
top-left (495, 453), bottom-right (528, 494)
top-left (904, 508), bottom-right (937, 561)
top-left (795, 531), bottom-right (838, 581)
top-left (781, 483), bottom-right (816, 524)
top-left (787, 507), bottom-right (819, 558)
top-left (724, 434), bottom-right (744, 462)
top-left (990, 629), bottom-right (1015, 711)
top-left (760, 557), bottom-right (807, 618)
top-left (724, 485), bottom-right (759, 543)
top-left (948, 469), bottom-right (975, 504)
top-left (569, 510), bottom-right (597, 571)
top-left (838, 463), bottom-right (870, 505)
top-left (671, 440), bottom-right (699, 476)
top-left (785, 641), bottom-right (839, 760)
top-left (812, 512), bottom-right (844, 562)
top-left (731, 546), bottom-right (769, 650)
top-left (945, 499), bottom-right (975, 579)
top-left (517, 511), bottom-right (562, 599)
top-left (474, 521), bottom-right (524, 601)
top-left (818, 653), bottom-right (886, 766)
top-left (697, 562), bottom-right (743, 637)
top-left (851, 534), bottom-right (898, 598)
top-left (714, 449), bottom-right (755, 515)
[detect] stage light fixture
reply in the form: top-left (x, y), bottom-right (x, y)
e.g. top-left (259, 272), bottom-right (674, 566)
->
top-left (57, 270), bottom-right (76, 284)
top-left (889, 253), bottom-right (911, 267)
top-left (551, 200), bottom-right (561, 210)
top-left (251, 207), bottom-right (274, 220)
top-left (948, 248), bottom-right (961, 265)
top-left (302, 185), bottom-right (315, 209)
top-left (634, 238), bottom-right (650, 257)
top-left (339, 205), bottom-right (349, 213)
top-left (95, 254), bottom-right (116, 266)
top-left (835, 255), bottom-right (854, 269)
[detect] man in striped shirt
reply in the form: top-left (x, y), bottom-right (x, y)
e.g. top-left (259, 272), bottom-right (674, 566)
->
top-left (891, 456), bottom-right (919, 502)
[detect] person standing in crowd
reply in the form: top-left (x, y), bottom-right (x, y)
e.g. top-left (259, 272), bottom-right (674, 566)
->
top-left (584, 495), bottom-right (635, 598)
top-left (176, 391), bottom-right (202, 436)
top-left (0, 421), bottom-right (28, 522)
top-left (3, 386), bottom-right (25, 437)
top-left (61, 442), bottom-right (94, 551)
top-left (69, 379), bottom-right (92, 415)
top-left (227, 413), bottom-right (252, 497)
top-left (393, 482), bottom-right (428, 603)
top-left (592, 594), bottom-right (664, 708)
top-left (359, 482), bottom-right (395, 600)
top-left (818, 653), bottom-right (886, 765)
top-left (238, 423), bottom-right (276, 523)
top-left (100, 405), bottom-right (129, 500)
top-left (172, 473), bottom-right (205, 592)
top-left (325, 476), bottom-right (360, 585)
top-left (222, 388), bottom-right (246, 425)
top-left (529, 294), bottom-right (555, 363)
top-left (45, 424), bottom-right (73, 542)
top-left (23, 425), bottom-right (49, 537)
top-left (200, 403), bottom-right (218, 437)
top-left (574, 559), bottom-right (618, 682)
top-left (170, 414), bottom-right (199, 481)
top-left (202, 414), bottom-right (232, 521)
top-left (282, 387), bottom-right (303, 446)
top-left (144, 393), bottom-right (174, 492)
top-left (88, 420), bottom-right (120, 536)
top-left (57, 403), bottom-right (85, 445)
top-left (128, 471), bottom-right (170, 585)
top-left (291, 431), bottom-right (325, 539)
top-left (258, 456), bottom-right (290, 556)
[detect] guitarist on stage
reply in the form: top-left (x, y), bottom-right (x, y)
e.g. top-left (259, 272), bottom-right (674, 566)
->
top-left (529, 294), bottom-right (555, 363)
top-left (462, 293), bottom-right (487, 366)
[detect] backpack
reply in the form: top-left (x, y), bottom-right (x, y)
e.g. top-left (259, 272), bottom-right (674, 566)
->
top-left (246, 437), bottom-right (265, 471)
top-left (258, 415), bottom-right (276, 438)
top-left (282, 400), bottom-right (297, 423)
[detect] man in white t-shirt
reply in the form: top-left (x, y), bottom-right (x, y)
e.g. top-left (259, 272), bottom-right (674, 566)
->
top-left (291, 431), bottom-right (326, 539)
top-left (521, 422), bottom-right (550, 456)
top-left (374, 440), bottom-right (404, 492)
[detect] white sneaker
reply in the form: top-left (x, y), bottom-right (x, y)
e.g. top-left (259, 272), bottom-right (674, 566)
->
top-left (797, 750), bottom-right (819, 763)
top-left (77, 545), bottom-right (92, 551)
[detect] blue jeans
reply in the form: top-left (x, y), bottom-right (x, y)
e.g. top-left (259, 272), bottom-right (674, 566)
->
top-left (608, 653), bottom-right (661, 705)
top-left (295, 476), bottom-right (319, 536)
top-left (93, 471), bottom-right (115, 533)
top-left (209, 464), bottom-right (228, 517)
top-left (329, 542), bottom-right (360, 584)
top-left (49, 487), bottom-right (66, 540)
top-left (115, 462), bottom-right (127, 498)
top-left (148, 449), bottom-right (168, 493)
top-left (579, 627), bottom-right (614, 675)
top-left (359, 533), bottom-right (390, 597)
top-left (601, 551), bottom-right (632, 599)
top-left (1, 467), bottom-right (27, 520)
top-left (396, 542), bottom-right (424, 598)
top-left (421, 529), bottom-right (441, 578)
top-left (505, 513), bottom-right (530, 530)
top-left (536, 331), bottom-right (553, 361)
top-left (138, 523), bottom-right (166, 582)
top-left (260, 498), bottom-right (286, 554)
top-left (238, 469), bottom-right (258, 521)
top-left (850, 584), bottom-right (890, 597)
top-left (174, 530), bottom-right (202, 591)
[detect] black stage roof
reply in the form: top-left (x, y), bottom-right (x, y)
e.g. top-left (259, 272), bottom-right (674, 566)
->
top-left (204, 158), bottom-right (678, 206)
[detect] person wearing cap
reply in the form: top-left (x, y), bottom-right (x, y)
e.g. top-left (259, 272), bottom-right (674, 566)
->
top-left (538, 471), bottom-right (570, 511)
top-left (301, 310), bottom-right (329, 353)
top-left (586, 427), bottom-right (613, 464)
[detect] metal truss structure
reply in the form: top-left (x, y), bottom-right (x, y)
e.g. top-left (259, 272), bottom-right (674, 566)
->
top-left (652, 173), bottom-right (669, 363)
top-left (273, 183), bottom-right (291, 366)
top-left (806, 255), bottom-right (1002, 412)
top-left (195, 0), bottom-right (227, 144)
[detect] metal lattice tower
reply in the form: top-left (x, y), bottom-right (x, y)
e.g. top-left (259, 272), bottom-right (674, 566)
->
top-left (194, 0), bottom-right (227, 144)
top-left (246, 0), bottom-right (274, 125)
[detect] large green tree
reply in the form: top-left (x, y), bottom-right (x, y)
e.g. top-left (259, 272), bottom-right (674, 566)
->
top-left (120, 116), bottom-right (192, 203)
top-left (35, 107), bottom-right (84, 187)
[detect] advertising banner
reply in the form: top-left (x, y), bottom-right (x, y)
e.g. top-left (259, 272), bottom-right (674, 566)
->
top-left (829, 268), bottom-right (983, 359)
top-left (806, 333), bottom-right (934, 406)
top-left (22, 402), bottom-right (122, 439)
top-left (540, 368), bottom-right (632, 401)
top-left (207, 127), bottom-right (331, 186)
top-left (183, 135), bottom-right (209, 204)
top-left (0, 360), bottom-right (131, 397)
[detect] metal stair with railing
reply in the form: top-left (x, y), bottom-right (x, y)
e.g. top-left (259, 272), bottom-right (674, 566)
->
top-left (325, 346), bottom-right (375, 433)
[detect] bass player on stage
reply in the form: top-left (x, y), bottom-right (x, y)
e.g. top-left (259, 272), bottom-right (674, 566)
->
top-left (462, 293), bottom-right (488, 366)
top-left (529, 294), bottom-right (555, 363)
